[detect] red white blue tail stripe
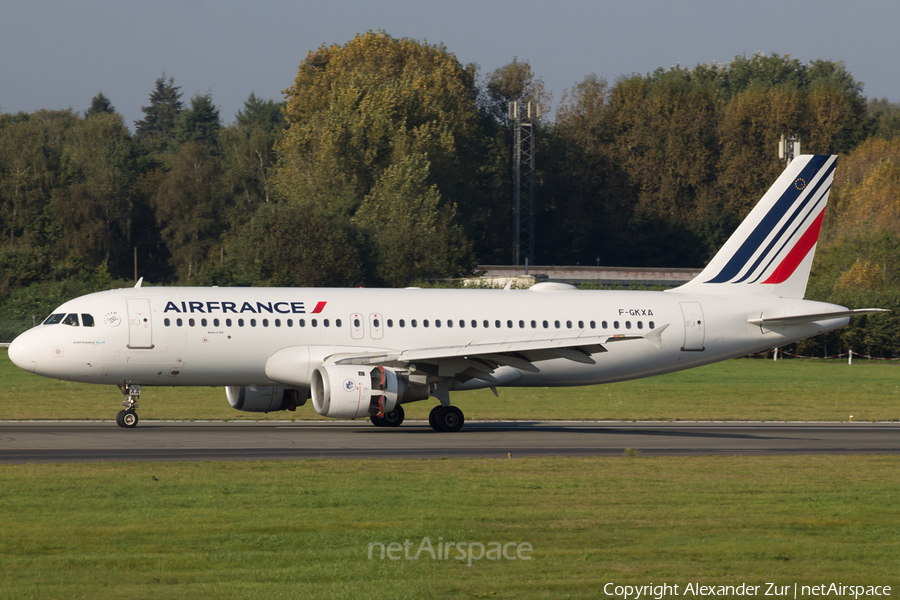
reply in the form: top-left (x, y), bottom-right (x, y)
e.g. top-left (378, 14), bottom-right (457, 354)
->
top-left (678, 155), bottom-right (837, 298)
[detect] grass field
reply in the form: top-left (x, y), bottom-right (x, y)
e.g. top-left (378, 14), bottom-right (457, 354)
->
top-left (2, 349), bottom-right (898, 421)
top-left (0, 456), bottom-right (898, 599)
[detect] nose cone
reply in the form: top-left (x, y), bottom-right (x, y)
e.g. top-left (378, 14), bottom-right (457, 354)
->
top-left (8, 330), bottom-right (38, 373)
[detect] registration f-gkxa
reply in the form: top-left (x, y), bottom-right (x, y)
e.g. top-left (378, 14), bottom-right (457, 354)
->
top-left (8, 155), bottom-right (884, 430)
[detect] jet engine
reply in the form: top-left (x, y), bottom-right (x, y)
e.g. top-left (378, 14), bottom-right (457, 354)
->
top-left (311, 364), bottom-right (429, 419)
top-left (226, 386), bottom-right (307, 413)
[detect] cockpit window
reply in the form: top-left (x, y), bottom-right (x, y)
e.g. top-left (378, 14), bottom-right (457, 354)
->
top-left (81, 314), bottom-right (95, 327)
top-left (62, 314), bottom-right (80, 326)
top-left (43, 314), bottom-right (65, 325)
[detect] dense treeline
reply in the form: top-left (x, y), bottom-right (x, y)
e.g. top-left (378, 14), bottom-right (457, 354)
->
top-left (2, 32), bottom-right (900, 355)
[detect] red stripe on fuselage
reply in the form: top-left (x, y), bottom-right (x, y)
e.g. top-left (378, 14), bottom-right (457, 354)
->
top-left (762, 209), bottom-right (825, 285)
top-left (311, 301), bottom-right (327, 314)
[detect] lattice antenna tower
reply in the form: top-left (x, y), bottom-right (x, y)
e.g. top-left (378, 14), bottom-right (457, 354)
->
top-left (510, 101), bottom-right (539, 266)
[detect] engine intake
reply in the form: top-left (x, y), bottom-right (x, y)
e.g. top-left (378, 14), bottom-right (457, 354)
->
top-left (311, 364), bottom-right (428, 419)
top-left (226, 386), bottom-right (307, 413)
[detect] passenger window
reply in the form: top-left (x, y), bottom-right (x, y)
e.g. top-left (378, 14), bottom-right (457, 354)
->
top-left (238, 319), bottom-right (244, 327)
top-left (286, 319), bottom-right (291, 327)
top-left (262, 319), bottom-right (269, 327)
top-left (336, 319), bottom-right (342, 327)
top-left (177, 318), bottom-right (183, 327)
top-left (578, 320), bottom-right (584, 329)
top-left (201, 318), bottom-right (208, 327)
top-left (324, 319), bottom-right (330, 327)
top-left (459, 320), bottom-right (465, 328)
top-left (423, 320), bottom-right (429, 328)
top-left (43, 314), bottom-right (65, 325)
top-left (62, 314), bottom-right (80, 326)
top-left (81, 314), bottom-right (95, 327)
top-left (566, 320), bottom-right (572, 329)
top-left (602, 321), bottom-right (608, 329)
top-left (554, 320), bottom-right (560, 329)
top-left (226, 319), bottom-right (233, 327)
top-left (483, 320), bottom-right (489, 328)
top-left (543, 320), bottom-right (549, 329)
top-left (299, 319), bottom-right (305, 327)
top-left (312, 319), bottom-right (318, 327)
top-left (626, 321), bottom-right (631, 329)
top-left (447, 319), bottom-right (453, 328)
top-left (531, 320), bottom-right (537, 328)
top-left (507, 320), bottom-right (513, 328)
top-left (250, 319), bottom-right (257, 327)
top-left (214, 318), bottom-right (220, 327)
top-left (519, 320), bottom-right (525, 328)
top-left (590, 321), bottom-right (596, 329)
top-left (374, 319), bottom-right (380, 328)
top-left (275, 319), bottom-right (281, 327)
top-left (387, 319), bottom-right (393, 327)
top-left (411, 319), bottom-right (418, 328)
top-left (354, 318), bottom-right (361, 327)
top-left (189, 318), bottom-right (196, 327)
top-left (637, 321), bottom-right (643, 329)
top-left (494, 320), bottom-right (501, 328)
top-left (399, 319), bottom-right (405, 328)
top-left (435, 320), bottom-right (441, 328)
top-left (614, 321), bottom-right (619, 329)
top-left (471, 320), bottom-right (477, 328)
top-left (649, 321), bottom-right (655, 329)
top-left (164, 318), bottom-right (171, 327)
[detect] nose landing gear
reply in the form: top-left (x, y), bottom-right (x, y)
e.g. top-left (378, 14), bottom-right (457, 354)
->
top-left (116, 384), bottom-right (141, 428)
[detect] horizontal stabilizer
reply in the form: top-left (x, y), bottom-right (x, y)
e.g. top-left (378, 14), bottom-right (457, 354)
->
top-left (748, 309), bottom-right (888, 327)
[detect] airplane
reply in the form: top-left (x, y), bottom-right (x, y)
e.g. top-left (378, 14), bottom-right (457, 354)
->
top-left (7, 154), bottom-right (885, 431)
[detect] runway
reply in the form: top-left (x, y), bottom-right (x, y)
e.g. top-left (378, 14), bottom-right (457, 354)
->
top-left (0, 421), bottom-right (898, 463)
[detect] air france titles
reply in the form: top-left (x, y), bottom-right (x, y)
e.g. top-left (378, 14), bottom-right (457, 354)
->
top-left (163, 301), bottom-right (327, 315)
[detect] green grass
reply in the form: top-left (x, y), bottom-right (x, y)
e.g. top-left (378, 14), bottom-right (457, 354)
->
top-left (0, 456), bottom-right (898, 599)
top-left (2, 349), bottom-right (899, 421)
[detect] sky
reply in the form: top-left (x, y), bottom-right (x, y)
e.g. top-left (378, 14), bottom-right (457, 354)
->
top-left (1, 0), bottom-right (897, 130)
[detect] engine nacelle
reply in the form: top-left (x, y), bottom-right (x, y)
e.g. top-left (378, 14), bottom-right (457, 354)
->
top-left (226, 386), bottom-right (307, 413)
top-left (311, 364), bottom-right (429, 419)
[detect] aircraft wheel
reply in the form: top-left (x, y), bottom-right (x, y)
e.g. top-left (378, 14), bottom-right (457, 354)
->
top-left (428, 406), bottom-right (441, 430)
top-left (116, 410), bottom-right (127, 428)
top-left (369, 414), bottom-right (386, 427)
top-left (382, 405), bottom-right (404, 427)
top-left (433, 406), bottom-right (464, 432)
top-left (122, 409), bottom-right (139, 428)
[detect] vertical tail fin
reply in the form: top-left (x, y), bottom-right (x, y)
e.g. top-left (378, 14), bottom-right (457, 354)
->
top-left (676, 155), bottom-right (837, 299)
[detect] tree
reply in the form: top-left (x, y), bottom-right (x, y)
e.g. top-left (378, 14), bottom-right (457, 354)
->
top-left (276, 31), bottom-right (488, 250)
top-left (176, 93), bottom-right (221, 149)
top-left (153, 142), bottom-right (222, 281)
top-left (480, 57), bottom-right (550, 126)
top-left (85, 92), bottom-right (115, 118)
top-left (134, 75), bottom-right (184, 153)
top-left (352, 154), bottom-right (472, 286)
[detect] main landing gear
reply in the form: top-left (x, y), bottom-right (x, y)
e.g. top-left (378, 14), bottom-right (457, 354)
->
top-left (116, 384), bottom-right (141, 428)
top-left (370, 405), bottom-right (405, 427)
top-left (429, 405), bottom-right (465, 432)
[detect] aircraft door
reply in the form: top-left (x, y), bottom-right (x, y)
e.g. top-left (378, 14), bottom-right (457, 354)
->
top-left (126, 298), bottom-right (154, 349)
top-left (680, 302), bottom-right (705, 351)
top-left (350, 313), bottom-right (364, 340)
top-left (369, 313), bottom-right (383, 339)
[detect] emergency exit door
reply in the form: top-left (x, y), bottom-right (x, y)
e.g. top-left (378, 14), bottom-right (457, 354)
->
top-left (680, 301), bottom-right (705, 351)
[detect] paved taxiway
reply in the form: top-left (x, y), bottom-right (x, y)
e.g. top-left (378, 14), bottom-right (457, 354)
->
top-left (0, 421), bottom-right (897, 463)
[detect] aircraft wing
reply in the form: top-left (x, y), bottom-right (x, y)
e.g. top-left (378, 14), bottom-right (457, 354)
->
top-left (329, 324), bottom-right (670, 380)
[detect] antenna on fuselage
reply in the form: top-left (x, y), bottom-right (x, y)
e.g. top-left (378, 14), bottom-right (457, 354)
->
top-left (134, 277), bottom-right (143, 289)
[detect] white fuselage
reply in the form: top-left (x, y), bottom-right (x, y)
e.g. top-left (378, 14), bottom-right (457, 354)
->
top-left (11, 285), bottom-right (848, 390)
